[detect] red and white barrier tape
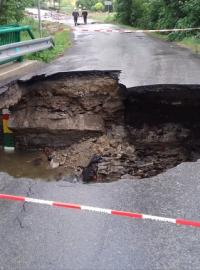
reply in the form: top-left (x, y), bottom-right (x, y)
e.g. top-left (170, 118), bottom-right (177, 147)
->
top-left (26, 13), bottom-right (200, 34)
top-left (71, 27), bottom-right (200, 34)
top-left (0, 193), bottom-right (200, 228)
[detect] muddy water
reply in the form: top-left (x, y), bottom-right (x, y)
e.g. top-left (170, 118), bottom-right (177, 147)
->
top-left (0, 149), bottom-right (72, 181)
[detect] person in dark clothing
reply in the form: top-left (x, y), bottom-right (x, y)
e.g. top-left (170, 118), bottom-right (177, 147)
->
top-left (82, 7), bottom-right (88, 24)
top-left (72, 9), bottom-right (79, 26)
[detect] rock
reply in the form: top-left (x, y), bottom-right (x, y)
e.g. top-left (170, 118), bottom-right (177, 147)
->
top-left (50, 159), bottom-right (60, 169)
top-left (120, 174), bottom-right (137, 180)
top-left (125, 145), bottom-right (135, 156)
top-left (111, 125), bottom-right (127, 139)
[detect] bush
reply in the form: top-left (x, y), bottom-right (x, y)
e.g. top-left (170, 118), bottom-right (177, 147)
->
top-left (91, 6), bottom-right (96, 12)
top-left (115, 0), bottom-right (200, 41)
top-left (0, 0), bottom-right (33, 24)
top-left (115, 0), bottom-right (132, 25)
top-left (94, 2), bottom-right (104, 12)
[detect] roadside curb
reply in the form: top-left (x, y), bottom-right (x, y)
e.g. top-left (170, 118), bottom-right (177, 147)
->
top-left (1, 193), bottom-right (200, 228)
top-left (0, 60), bottom-right (45, 83)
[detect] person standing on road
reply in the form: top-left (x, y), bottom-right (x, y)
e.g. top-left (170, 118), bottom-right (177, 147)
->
top-left (82, 7), bottom-right (88, 24)
top-left (72, 8), bottom-right (79, 26)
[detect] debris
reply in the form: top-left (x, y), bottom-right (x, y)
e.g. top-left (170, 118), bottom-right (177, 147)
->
top-left (50, 159), bottom-right (60, 169)
top-left (120, 174), bottom-right (138, 180)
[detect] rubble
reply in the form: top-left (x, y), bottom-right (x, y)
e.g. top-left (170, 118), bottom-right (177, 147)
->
top-left (51, 123), bottom-right (191, 181)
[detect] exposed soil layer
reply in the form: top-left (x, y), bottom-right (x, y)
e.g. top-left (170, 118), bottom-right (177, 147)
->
top-left (124, 85), bottom-right (200, 178)
top-left (1, 72), bottom-right (200, 181)
top-left (6, 71), bottom-right (124, 149)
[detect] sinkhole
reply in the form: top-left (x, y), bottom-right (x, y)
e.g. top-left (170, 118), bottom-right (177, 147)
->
top-left (1, 71), bottom-right (200, 182)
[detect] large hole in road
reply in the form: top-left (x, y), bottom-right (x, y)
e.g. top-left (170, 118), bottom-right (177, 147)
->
top-left (0, 71), bottom-right (200, 182)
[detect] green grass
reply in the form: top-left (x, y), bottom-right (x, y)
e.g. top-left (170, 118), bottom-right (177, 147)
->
top-left (20, 17), bottom-right (71, 63)
top-left (91, 13), bottom-right (200, 55)
top-left (148, 32), bottom-right (169, 41)
top-left (90, 12), bottom-right (139, 31)
top-left (59, 0), bottom-right (75, 12)
top-left (178, 37), bottom-right (200, 54)
top-left (21, 17), bottom-right (49, 39)
top-left (90, 12), bottom-right (117, 24)
top-left (149, 32), bottom-right (200, 54)
top-left (90, 11), bottom-right (200, 56)
top-left (27, 30), bottom-right (71, 63)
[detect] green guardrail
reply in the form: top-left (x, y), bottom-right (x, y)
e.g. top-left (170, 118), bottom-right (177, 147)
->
top-left (0, 25), bottom-right (35, 64)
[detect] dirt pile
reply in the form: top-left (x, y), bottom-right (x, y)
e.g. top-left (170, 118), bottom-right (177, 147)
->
top-left (51, 123), bottom-right (192, 181)
top-left (52, 125), bottom-right (135, 181)
top-left (42, 21), bottom-right (66, 34)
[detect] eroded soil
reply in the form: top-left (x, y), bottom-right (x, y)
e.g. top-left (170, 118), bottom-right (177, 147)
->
top-left (1, 72), bottom-right (200, 182)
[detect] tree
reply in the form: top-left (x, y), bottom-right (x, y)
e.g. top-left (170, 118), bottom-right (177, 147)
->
top-left (115, 0), bottom-right (200, 32)
top-left (0, 0), bottom-right (33, 24)
top-left (94, 2), bottom-right (104, 11)
top-left (115, 0), bottom-right (132, 24)
top-left (76, 0), bottom-right (104, 10)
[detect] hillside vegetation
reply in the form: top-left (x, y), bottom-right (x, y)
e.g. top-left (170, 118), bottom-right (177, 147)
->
top-left (115, 0), bottom-right (200, 41)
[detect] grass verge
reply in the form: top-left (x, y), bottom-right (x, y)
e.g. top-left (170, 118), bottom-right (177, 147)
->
top-left (90, 12), bottom-right (139, 31)
top-left (148, 32), bottom-right (169, 41)
top-left (20, 17), bottom-right (71, 63)
top-left (90, 12), bottom-right (117, 24)
top-left (27, 29), bottom-right (71, 63)
top-left (178, 37), bottom-right (200, 54)
top-left (149, 32), bottom-right (200, 54)
top-left (90, 13), bottom-right (200, 55)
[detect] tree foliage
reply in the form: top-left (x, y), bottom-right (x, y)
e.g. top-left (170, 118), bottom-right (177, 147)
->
top-left (115, 0), bottom-right (200, 39)
top-left (0, 0), bottom-right (33, 24)
top-left (75, 0), bottom-right (104, 9)
top-left (94, 2), bottom-right (104, 11)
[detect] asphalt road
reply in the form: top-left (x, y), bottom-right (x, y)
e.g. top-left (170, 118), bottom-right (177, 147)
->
top-left (41, 20), bottom-right (200, 87)
top-left (1, 161), bottom-right (200, 270)
top-left (1, 20), bottom-right (200, 270)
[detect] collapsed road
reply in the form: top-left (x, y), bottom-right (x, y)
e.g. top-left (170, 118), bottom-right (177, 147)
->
top-left (1, 18), bottom-right (200, 270)
top-left (1, 70), bottom-right (200, 182)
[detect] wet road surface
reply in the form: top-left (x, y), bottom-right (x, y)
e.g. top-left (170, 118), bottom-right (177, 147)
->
top-left (1, 161), bottom-right (200, 269)
top-left (40, 20), bottom-right (200, 87)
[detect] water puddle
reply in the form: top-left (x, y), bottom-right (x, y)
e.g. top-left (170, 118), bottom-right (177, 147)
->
top-left (0, 149), bottom-right (72, 181)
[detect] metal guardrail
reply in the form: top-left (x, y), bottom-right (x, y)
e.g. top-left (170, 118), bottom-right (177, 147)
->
top-left (0, 25), bottom-right (35, 38)
top-left (0, 37), bottom-right (54, 64)
top-left (0, 25), bottom-right (36, 64)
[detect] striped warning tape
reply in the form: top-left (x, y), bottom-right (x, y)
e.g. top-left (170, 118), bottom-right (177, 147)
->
top-left (0, 193), bottom-right (200, 228)
top-left (71, 27), bottom-right (200, 34)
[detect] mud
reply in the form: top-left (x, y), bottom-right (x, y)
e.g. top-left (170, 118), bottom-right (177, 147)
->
top-left (0, 149), bottom-right (72, 181)
top-left (1, 72), bottom-right (200, 182)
